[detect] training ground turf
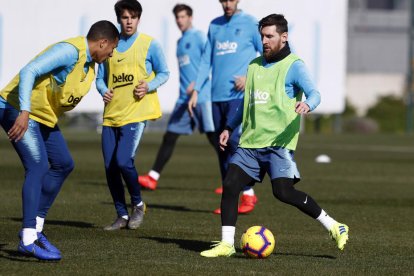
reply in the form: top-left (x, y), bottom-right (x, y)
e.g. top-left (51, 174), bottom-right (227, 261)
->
top-left (0, 132), bottom-right (413, 275)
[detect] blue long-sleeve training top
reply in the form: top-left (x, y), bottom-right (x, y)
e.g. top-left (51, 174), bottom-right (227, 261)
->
top-left (194, 11), bottom-right (262, 102)
top-left (0, 39), bottom-right (92, 111)
top-left (96, 32), bottom-right (169, 95)
top-left (227, 59), bottom-right (321, 130)
top-left (176, 28), bottom-right (210, 103)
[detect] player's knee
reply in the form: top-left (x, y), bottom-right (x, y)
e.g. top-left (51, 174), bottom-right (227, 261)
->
top-left (27, 160), bottom-right (49, 176)
top-left (271, 178), bottom-right (295, 203)
top-left (274, 189), bottom-right (294, 204)
top-left (116, 158), bottom-right (133, 173)
top-left (58, 157), bottom-right (75, 175)
top-left (163, 132), bottom-right (179, 144)
top-left (223, 175), bottom-right (243, 198)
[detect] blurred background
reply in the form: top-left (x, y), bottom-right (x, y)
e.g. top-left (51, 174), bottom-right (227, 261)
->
top-left (0, 0), bottom-right (413, 134)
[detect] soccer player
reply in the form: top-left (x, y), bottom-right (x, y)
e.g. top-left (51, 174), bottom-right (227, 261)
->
top-left (187, 0), bottom-right (263, 214)
top-left (0, 21), bottom-right (119, 261)
top-left (139, 4), bottom-right (217, 191)
top-left (96, 0), bottom-right (169, 231)
top-left (200, 14), bottom-right (349, 257)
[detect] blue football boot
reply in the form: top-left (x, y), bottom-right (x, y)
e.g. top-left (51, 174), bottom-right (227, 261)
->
top-left (18, 240), bottom-right (61, 261)
top-left (37, 232), bottom-right (61, 255)
top-left (19, 231), bottom-right (61, 256)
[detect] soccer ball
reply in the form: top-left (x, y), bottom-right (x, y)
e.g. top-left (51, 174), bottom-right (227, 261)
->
top-left (240, 226), bottom-right (275, 258)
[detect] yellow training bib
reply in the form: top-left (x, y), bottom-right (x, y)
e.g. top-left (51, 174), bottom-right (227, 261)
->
top-left (0, 36), bottom-right (95, 128)
top-left (103, 33), bottom-right (162, 127)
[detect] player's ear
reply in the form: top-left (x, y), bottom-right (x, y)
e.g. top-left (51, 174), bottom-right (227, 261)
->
top-left (281, 32), bottom-right (288, 43)
top-left (100, 39), bottom-right (109, 48)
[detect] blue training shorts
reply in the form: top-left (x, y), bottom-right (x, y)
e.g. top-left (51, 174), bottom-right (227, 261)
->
top-left (230, 146), bottom-right (301, 182)
top-left (167, 101), bottom-right (215, 134)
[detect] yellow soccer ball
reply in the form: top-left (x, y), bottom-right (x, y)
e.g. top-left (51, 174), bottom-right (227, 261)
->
top-left (240, 226), bottom-right (275, 258)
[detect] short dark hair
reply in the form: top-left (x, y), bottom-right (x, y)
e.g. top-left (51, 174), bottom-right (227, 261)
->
top-left (173, 4), bottom-right (193, 17)
top-left (258, 14), bottom-right (288, 34)
top-left (87, 20), bottom-right (119, 42)
top-left (114, 0), bottom-right (143, 20)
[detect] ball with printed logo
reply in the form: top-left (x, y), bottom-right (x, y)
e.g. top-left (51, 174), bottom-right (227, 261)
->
top-left (240, 226), bottom-right (275, 258)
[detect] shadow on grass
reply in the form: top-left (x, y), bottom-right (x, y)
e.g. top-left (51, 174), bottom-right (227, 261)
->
top-left (0, 244), bottom-right (40, 263)
top-left (274, 252), bottom-right (336, 259)
top-left (141, 236), bottom-right (212, 252)
top-left (100, 202), bottom-right (212, 213)
top-left (147, 204), bottom-right (211, 213)
top-left (9, 217), bottom-right (96, 229)
top-left (231, 251), bottom-right (335, 259)
top-left (78, 180), bottom-right (106, 187)
top-left (151, 186), bottom-right (213, 192)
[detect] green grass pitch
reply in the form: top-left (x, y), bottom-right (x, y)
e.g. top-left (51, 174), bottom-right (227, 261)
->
top-left (0, 132), bottom-right (413, 274)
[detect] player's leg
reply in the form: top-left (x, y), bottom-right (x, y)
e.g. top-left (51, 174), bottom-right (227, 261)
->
top-left (37, 125), bottom-right (74, 219)
top-left (0, 108), bottom-right (60, 260)
top-left (206, 131), bottom-right (219, 152)
top-left (35, 124), bottom-right (74, 255)
top-left (212, 101), bottom-right (228, 182)
top-left (225, 100), bottom-right (258, 213)
top-left (271, 178), bottom-right (349, 250)
top-left (139, 103), bottom-right (190, 190)
top-left (271, 177), bottom-right (322, 217)
top-left (196, 101), bottom-right (219, 154)
top-left (139, 131), bottom-right (180, 190)
top-left (213, 100), bottom-right (257, 214)
top-left (151, 132), bottom-right (180, 175)
top-left (200, 164), bottom-right (255, 257)
top-left (102, 126), bottom-right (129, 230)
top-left (116, 122), bottom-right (146, 229)
top-left (267, 147), bottom-right (349, 250)
top-left (211, 101), bottom-right (234, 195)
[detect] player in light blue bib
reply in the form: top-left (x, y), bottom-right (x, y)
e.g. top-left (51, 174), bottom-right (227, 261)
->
top-left (139, 4), bottom-right (218, 191)
top-left (188, 0), bottom-right (263, 214)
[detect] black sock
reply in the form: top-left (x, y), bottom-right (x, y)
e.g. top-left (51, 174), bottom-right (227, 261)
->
top-left (221, 164), bottom-right (255, 226)
top-left (271, 177), bottom-right (322, 219)
top-left (152, 132), bottom-right (180, 173)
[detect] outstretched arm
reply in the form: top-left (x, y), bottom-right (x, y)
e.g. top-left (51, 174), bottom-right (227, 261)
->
top-left (9, 42), bottom-right (78, 142)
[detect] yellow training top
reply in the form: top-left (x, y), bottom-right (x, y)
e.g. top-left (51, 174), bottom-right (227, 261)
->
top-left (0, 36), bottom-right (95, 128)
top-left (103, 33), bottom-right (162, 127)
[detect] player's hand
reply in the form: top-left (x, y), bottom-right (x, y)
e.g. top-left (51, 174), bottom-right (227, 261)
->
top-left (295, 102), bottom-right (310, 114)
top-left (234, 75), bottom-right (246, 92)
top-left (103, 89), bottom-right (114, 103)
top-left (187, 90), bottom-right (198, 117)
top-left (134, 80), bottom-right (149, 99)
top-left (8, 110), bottom-right (29, 142)
top-left (219, 130), bottom-right (231, 151)
top-left (186, 81), bottom-right (195, 95)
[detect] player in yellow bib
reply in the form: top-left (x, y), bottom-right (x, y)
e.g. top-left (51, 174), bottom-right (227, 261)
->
top-left (96, 0), bottom-right (169, 231)
top-left (0, 21), bottom-right (119, 261)
top-left (200, 14), bottom-right (349, 258)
